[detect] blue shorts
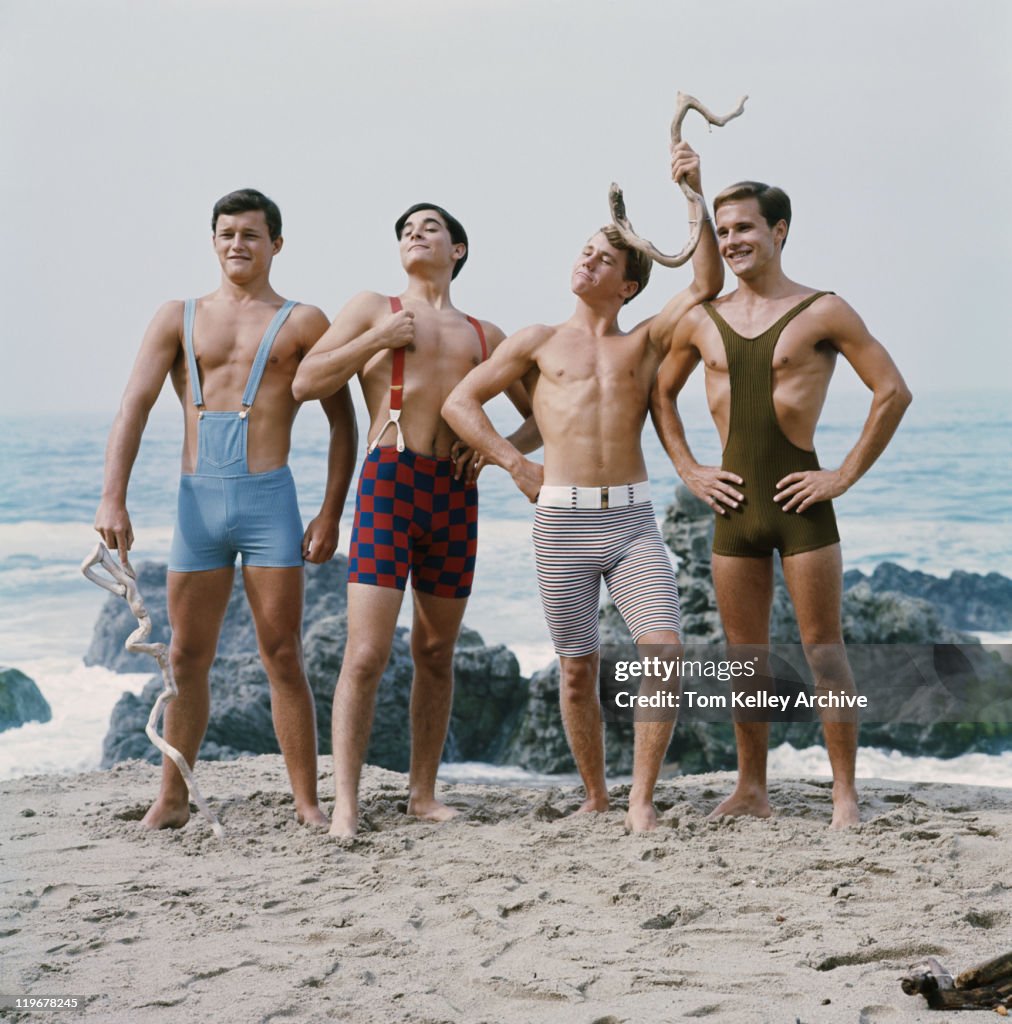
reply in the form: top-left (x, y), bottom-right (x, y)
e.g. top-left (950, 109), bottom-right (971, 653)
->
top-left (169, 465), bottom-right (304, 572)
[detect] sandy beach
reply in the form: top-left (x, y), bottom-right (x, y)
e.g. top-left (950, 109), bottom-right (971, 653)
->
top-left (3, 758), bottom-right (1011, 1023)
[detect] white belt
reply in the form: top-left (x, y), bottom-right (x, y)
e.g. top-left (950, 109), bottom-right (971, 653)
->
top-left (537, 481), bottom-right (651, 510)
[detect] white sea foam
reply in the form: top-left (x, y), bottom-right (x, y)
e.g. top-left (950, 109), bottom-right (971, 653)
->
top-left (768, 742), bottom-right (1012, 789)
top-left (0, 660), bottom-right (151, 780)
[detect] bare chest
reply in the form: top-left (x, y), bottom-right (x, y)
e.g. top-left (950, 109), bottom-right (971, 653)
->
top-left (537, 331), bottom-right (656, 393)
top-left (363, 312), bottom-right (485, 389)
top-left (188, 318), bottom-right (300, 407)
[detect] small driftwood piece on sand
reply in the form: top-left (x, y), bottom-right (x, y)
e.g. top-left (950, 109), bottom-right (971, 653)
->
top-left (902, 951), bottom-right (1012, 1011)
top-left (607, 91), bottom-right (748, 268)
top-left (81, 543), bottom-right (225, 838)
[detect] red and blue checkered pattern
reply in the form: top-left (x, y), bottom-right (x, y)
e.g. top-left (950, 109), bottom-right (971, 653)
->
top-left (348, 446), bottom-right (478, 599)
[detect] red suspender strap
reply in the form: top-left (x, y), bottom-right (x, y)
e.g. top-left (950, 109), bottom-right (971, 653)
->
top-left (466, 315), bottom-right (488, 361)
top-left (367, 297), bottom-right (407, 452)
top-left (388, 296), bottom-right (405, 411)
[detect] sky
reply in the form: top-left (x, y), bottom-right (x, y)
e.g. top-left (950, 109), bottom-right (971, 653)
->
top-left (2, 0), bottom-right (1010, 416)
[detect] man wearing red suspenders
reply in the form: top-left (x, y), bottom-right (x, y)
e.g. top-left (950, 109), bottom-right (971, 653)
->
top-left (294, 203), bottom-right (534, 837)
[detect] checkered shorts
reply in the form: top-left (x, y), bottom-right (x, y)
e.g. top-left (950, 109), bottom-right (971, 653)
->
top-left (348, 446), bottom-right (478, 599)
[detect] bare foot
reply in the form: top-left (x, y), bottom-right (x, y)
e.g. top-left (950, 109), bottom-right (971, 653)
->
top-left (295, 803), bottom-right (329, 828)
top-left (624, 802), bottom-right (658, 833)
top-left (707, 786), bottom-right (772, 821)
top-left (406, 797), bottom-right (459, 823)
top-left (566, 796), bottom-right (610, 818)
top-left (328, 806), bottom-right (358, 838)
top-left (829, 783), bottom-right (860, 829)
top-left (140, 797), bottom-right (190, 831)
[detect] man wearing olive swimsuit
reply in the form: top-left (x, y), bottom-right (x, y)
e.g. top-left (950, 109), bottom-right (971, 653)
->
top-left (652, 181), bottom-right (912, 828)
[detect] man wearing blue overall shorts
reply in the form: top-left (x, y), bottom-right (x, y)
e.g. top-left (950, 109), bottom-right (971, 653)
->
top-left (294, 203), bottom-right (537, 837)
top-left (95, 189), bottom-right (357, 830)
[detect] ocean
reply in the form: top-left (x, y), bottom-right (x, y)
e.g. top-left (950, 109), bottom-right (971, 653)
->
top-left (1, 388), bottom-right (1010, 786)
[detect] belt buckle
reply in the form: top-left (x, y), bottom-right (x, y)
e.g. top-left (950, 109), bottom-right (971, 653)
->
top-left (600, 486), bottom-right (609, 510)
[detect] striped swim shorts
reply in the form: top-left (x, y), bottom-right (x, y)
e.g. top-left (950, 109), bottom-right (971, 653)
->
top-left (348, 445), bottom-right (478, 599)
top-left (532, 496), bottom-right (681, 657)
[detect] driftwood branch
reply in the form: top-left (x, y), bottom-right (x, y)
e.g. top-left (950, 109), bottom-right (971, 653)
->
top-left (958, 951), bottom-right (1012, 990)
top-left (902, 951), bottom-right (1012, 1011)
top-left (608, 91), bottom-right (748, 268)
top-left (81, 543), bottom-right (225, 838)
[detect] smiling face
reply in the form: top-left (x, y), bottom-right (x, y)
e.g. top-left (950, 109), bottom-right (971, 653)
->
top-left (398, 209), bottom-right (466, 278)
top-left (213, 210), bottom-right (281, 283)
top-left (715, 197), bottom-right (786, 280)
top-left (571, 232), bottom-right (639, 304)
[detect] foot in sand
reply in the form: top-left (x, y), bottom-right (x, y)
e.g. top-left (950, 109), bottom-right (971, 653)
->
top-left (567, 795), bottom-right (610, 818)
top-left (707, 785), bottom-right (772, 821)
top-left (328, 805), bottom-right (359, 839)
top-left (140, 797), bottom-right (190, 830)
top-left (295, 803), bottom-right (329, 828)
top-left (624, 802), bottom-right (658, 833)
top-left (406, 796), bottom-right (459, 823)
top-left (830, 782), bottom-right (860, 829)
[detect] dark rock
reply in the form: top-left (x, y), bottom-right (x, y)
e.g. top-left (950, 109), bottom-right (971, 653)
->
top-left (505, 487), bottom-right (1012, 774)
top-left (94, 489), bottom-right (1012, 776)
top-left (98, 558), bottom-right (527, 772)
top-left (843, 563), bottom-right (1012, 631)
top-left (86, 558), bottom-right (349, 673)
top-left (0, 667), bottom-right (52, 732)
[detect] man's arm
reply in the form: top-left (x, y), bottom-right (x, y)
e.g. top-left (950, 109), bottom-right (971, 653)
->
top-left (442, 326), bottom-right (547, 501)
top-left (302, 387), bottom-right (358, 563)
top-left (94, 301), bottom-right (183, 561)
top-left (775, 297), bottom-right (913, 512)
top-left (290, 305), bottom-right (360, 563)
top-left (646, 142), bottom-right (724, 348)
top-left (650, 307), bottom-right (744, 515)
top-left (497, 324), bottom-right (542, 454)
top-left (292, 291), bottom-right (414, 402)
top-left (451, 323), bottom-right (542, 483)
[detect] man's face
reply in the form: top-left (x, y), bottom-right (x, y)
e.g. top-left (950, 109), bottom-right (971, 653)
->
top-left (213, 210), bottom-right (281, 281)
top-left (398, 210), bottom-right (464, 275)
top-left (715, 198), bottom-right (785, 279)
top-left (571, 233), bottom-right (636, 302)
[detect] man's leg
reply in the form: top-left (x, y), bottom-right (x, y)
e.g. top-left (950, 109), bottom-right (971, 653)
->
top-left (627, 629), bottom-right (680, 832)
top-left (531, 505), bottom-right (610, 814)
top-left (406, 589), bottom-right (468, 822)
top-left (559, 651), bottom-right (609, 814)
top-left (330, 582), bottom-right (404, 837)
top-left (781, 544), bottom-right (860, 828)
top-left (242, 565), bottom-right (326, 826)
top-left (710, 553), bottom-right (775, 819)
top-left (142, 567), bottom-right (234, 829)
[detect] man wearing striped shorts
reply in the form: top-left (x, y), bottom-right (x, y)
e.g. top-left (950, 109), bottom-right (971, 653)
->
top-left (444, 144), bottom-right (722, 831)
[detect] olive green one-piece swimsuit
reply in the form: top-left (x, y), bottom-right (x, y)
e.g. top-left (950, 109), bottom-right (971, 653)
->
top-left (704, 291), bottom-right (840, 559)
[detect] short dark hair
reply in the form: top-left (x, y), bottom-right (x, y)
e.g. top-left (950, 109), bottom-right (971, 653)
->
top-left (713, 181), bottom-right (791, 249)
top-left (395, 202), bottom-right (468, 279)
top-left (212, 189), bottom-right (283, 241)
top-left (599, 225), bottom-right (652, 304)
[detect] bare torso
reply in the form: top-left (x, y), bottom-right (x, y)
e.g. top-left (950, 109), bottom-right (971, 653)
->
top-left (530, 321), bottom-right (661, 486)
top-left (360, 298), bottom-right (489, 457)
top-left (690, 290), bottom-right (838, 451)
top-left (169, 295), bottom-right (315, 473)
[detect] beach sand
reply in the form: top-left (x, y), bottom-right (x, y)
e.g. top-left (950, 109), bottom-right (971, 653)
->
top-left (3, 758), bottom-right (1011, 1023)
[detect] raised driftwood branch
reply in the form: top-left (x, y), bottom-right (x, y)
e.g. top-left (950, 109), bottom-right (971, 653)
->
top-left (902, 951), bottom-right (1012, 1011)
top-left (608, 91), bottom-right (748, 268)
top-left (81, 543), bottom-right (225, 838)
